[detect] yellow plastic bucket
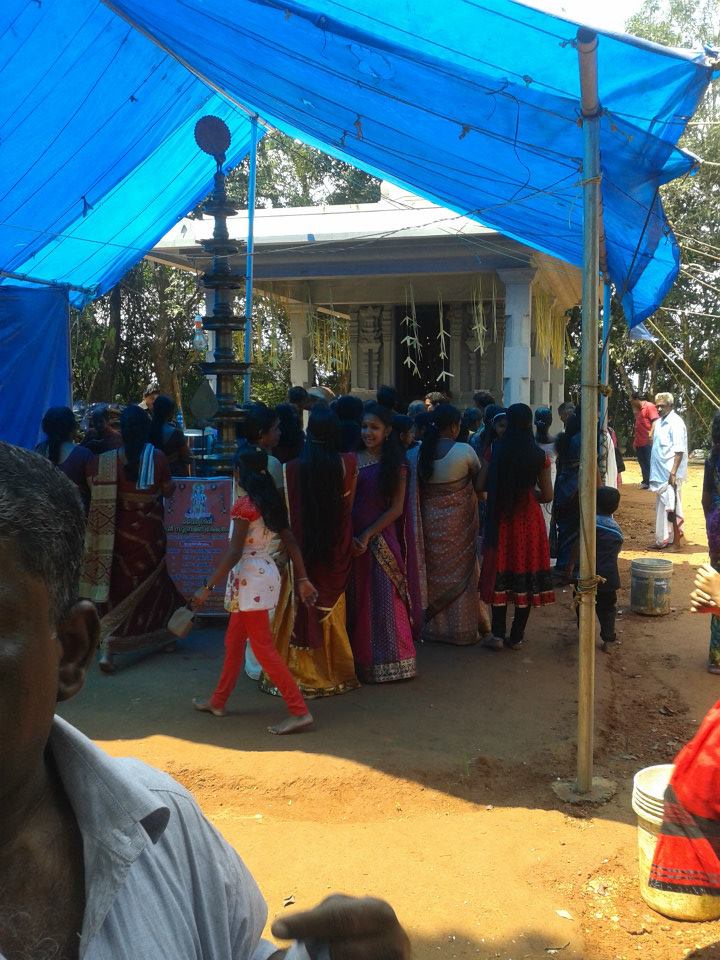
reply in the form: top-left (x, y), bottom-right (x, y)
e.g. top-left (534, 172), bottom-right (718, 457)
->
top-left (632, 764), bottom-right (720, 921)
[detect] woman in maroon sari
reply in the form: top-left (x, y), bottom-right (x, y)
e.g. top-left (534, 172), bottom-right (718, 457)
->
top-left (348, 403), bottom-right (417, 683)
top-left (263, 406), bottom-right (360, 698)
top-left (81, 405), bottom-right (185, 673)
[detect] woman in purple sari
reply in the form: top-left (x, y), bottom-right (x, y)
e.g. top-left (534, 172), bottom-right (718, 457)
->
top-left (349, 403), bottom-right (418, 683)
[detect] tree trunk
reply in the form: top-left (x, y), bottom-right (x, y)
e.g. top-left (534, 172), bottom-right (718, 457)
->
top-left (88, 284), bottom-right (122, 402)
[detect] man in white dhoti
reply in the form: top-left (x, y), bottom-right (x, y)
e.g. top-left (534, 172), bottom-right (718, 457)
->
top-left (649, 392), bottom-right (688, 548)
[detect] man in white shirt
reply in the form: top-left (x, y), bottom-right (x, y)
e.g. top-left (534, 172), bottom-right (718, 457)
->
top-left (649, 392), bottom-right (688, 548)
top-left (0, 441), bottom-right (410, 960)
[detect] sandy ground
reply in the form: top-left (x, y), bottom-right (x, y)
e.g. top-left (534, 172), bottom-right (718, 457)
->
top-left (60, 461), bottom-right (720, 960)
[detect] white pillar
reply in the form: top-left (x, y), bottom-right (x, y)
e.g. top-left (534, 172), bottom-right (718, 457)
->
top-left (531, 354), bottom-right (551, 407)
top-left (550, 362), bottom-right (565, 410)
top-left (498, 268), bottom-right (535, 406)
top-left (286, 301), bottom-right (312, 388)
top-left (498, 267), bottom-right (535, 407)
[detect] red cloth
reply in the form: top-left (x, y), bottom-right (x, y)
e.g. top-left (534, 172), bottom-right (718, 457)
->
top-left (649, 698), bottom-right (720, 895)
top-left (634, 401), bottom-right (659, 448)
top-left (231, 496), bottom-right (261, 522)
top-left (210, 610), bottom-right (307, 715)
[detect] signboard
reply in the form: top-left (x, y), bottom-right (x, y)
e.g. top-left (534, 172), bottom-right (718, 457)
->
top-left (165, 477), bottom-right (233, 616)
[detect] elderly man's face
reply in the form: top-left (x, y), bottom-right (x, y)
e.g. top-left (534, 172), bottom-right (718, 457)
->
top-left (656, 400), bottom-right (672, 419)
top-left (0, 544), bottom-right (98, 804)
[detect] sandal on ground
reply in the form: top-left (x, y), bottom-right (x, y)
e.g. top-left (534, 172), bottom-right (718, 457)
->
top-left (98, 654), bottom-right (116, 675)
top-left (192, 697), bottom-right (226, 717)
top-left (481, 634), bottom-right (504, 651)
top-left (708, 665), bottom-right (720, 676)
top-left (504, 637), bottom-right (525, 651)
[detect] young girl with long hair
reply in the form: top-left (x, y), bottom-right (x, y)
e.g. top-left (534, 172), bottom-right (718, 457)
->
top-left (262, 405), bottom-right (360, 698)
top-left (37, 406), bottom-right (93, 512)
top-left (148, 394), bottom-right (192, 476)
top-left (348, 402), bottom-right (419, 682)
top-left (534, 406), bottom-right (557, 541)
top-left (478, 403), bottom-right (555, 650)
top-left (192, 443), bottom-right (317, 734)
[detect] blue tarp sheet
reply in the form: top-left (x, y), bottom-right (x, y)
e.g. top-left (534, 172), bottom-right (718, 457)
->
top-left (0, 0), bottom-right (261, 308)
top-left (0, 287), bottom-right (71, 448)
top-left (0, 0), bottom-right (716, 324)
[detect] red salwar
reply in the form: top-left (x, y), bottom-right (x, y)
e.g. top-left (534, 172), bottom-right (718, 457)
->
top-left (210, 609), bottom-right (307, 716)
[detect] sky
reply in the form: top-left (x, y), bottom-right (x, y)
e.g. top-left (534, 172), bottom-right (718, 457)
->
top-left (529, 0), bottom-right (649, 33)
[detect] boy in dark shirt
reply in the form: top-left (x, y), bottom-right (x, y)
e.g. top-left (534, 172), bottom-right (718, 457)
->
top-left (575, 486), bottom-right (624, 650)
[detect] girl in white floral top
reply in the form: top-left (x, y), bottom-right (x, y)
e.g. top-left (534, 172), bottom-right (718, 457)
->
top-left (191, 444), bottom-right (317, 734)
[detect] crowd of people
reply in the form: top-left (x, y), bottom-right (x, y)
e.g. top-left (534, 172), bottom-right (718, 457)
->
top-left (29, 380), bottom-right (635, 733)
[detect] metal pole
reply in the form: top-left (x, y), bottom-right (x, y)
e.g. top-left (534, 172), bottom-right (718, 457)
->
top-left (243, 116), bottom-right (259, 402)
top-left (577, 27), bottom-right (601, 795)
top-left (599, 281), bottom-right (611, 428)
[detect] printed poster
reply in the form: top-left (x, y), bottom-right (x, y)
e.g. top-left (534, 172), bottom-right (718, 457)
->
top-left (165, 477), bottom-right (233, 616)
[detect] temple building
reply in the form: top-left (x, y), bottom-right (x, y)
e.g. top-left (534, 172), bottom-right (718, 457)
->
top-left (152, 182), bottom-right (580, 407)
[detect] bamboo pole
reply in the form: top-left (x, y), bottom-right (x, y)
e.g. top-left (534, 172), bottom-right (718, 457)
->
top-left (577, 27), bottom-right (601, 795)
top-left (243, 116), bottom-right (259, 402)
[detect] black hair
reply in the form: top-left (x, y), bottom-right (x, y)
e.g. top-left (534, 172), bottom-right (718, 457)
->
top-left (418, 404), bottom-right (461, 483)
top-left (362, 402), bottom-right (405, 500)
top-left (41, 406), bottom-right (77, 464)
top-left (236, 403), bottom-right (277, 445)
top-left (148, 394), bottom-right (176, 449)
top-left (597, 486), bottom-right (621, 515)
top-left (120, 405), bottom-right (150, 482)
top-left (377, 385), bottom-right (401, 412)
top-left (392, 413), bottom-right (413, 439)
top-left (558, 400), bottom-right (576, 416)
top-left (0, 442), bottom-right (85, 624)
top-left (473, 390), bottom-right (495, 409)
top-left (480, 404), bottom-right (504, 456)
top-left (462, 407), bottom-right (483, 434)
top-left (425, 391), bottom-right (445, 407)
top-left (89, 403), bottom-right (110, 432)
top-left (631, 391), bottom-right (643, 401)
top-left (234, 442), bottom-right (288, 533)
top-left (534, 406), bottom-right (553, 444)
top-left (288, 385), bottom-right (309, 405)
top-left (275, 402), bottom-right (304, 450)
top-left (556, 411), bottom-right (581, 462)
top-left (335, 394), bottom-right (364, 424)
top-left (494, 404), bottom-right (546, 517)
top-left (299, 406), bottom-right (344, 566)
top-left (412, 411), bottom-right (432, 441)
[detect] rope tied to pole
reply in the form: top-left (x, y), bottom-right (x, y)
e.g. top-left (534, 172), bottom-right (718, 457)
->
top-left (574, 575), bottom-right (607, 607)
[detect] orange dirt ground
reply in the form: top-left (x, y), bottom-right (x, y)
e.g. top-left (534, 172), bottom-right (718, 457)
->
top-left (60, 460), bottom-right (720, 960)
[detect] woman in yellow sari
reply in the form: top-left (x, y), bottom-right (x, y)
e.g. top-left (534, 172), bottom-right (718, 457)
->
top-left (261, 405), bottom-right (360, 697)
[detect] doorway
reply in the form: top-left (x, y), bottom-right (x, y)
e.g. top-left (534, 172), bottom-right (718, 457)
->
top-left (394, 303), bottom-right (445, 403)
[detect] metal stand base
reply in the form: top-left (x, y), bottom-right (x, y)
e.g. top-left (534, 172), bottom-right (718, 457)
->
top-left (552, 777), bottom-right (617, 804)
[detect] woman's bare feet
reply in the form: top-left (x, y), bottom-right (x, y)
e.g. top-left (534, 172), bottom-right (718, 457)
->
top-left (192, 697), bottom-right (226, 717)
top-left (268, 713), bottom-right (314, 735)
top-left (691, 564), bottom-right (720, 614)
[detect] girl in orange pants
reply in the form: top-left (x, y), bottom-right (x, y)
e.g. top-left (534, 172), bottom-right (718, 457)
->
top-left (192, 443), bottom-right (317, 734)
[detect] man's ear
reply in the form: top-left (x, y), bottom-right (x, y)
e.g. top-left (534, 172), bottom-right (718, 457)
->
top-left (57, 601), bottom-right (100, 702)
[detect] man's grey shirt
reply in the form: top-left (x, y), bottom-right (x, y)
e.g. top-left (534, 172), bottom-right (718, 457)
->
top-left (46, 716), bottom-right (276, 959)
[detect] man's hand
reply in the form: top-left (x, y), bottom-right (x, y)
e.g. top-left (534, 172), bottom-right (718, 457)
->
top-left (272, 895), bottom-right (411, 960)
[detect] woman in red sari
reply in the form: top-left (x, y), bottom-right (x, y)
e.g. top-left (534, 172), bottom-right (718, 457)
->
top-left (81, 405), bottom-right (185, 673)
top-left (262, 405), bottom-right (360, 698)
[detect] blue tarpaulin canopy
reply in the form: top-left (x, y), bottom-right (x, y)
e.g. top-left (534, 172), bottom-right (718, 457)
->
top-left (0, 0), bottom-right (260, 308)
top-left (0, 0), bottom-right (717, 323)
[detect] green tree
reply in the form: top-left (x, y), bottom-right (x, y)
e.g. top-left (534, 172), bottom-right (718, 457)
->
top-left (576, 0), bottom-right (720, 450)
